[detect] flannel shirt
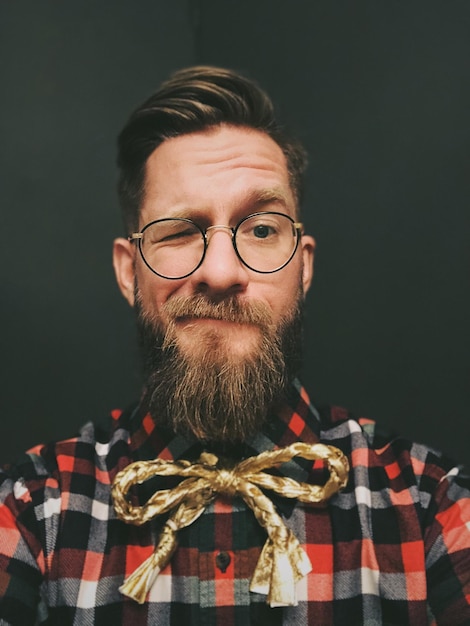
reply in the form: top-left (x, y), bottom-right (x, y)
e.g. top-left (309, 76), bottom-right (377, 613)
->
top-left (1, 379), bottom-right (470, 625)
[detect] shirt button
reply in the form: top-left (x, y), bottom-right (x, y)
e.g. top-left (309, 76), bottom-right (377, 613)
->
top-left (215, 551), bottom-right (231, 573)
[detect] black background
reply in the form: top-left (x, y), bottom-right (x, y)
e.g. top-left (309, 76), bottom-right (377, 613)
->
top-left (1, 1), bottom-right (469, 466)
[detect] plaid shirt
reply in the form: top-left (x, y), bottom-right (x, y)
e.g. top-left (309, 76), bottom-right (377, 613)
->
top-left (1, 380), bottom-right (470, 625)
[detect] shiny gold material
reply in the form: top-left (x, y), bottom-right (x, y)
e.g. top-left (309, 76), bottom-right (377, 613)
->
top-left (112, 442), bottom-right (349, 606)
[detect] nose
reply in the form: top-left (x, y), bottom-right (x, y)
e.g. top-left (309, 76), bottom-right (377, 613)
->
top-left (191, 226), bottom-right (249, 296)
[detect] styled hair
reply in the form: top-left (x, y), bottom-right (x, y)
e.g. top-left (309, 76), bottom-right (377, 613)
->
top-left (117, 66), bottom-right (307, 232)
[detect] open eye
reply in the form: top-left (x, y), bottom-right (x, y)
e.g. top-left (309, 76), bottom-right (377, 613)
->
top-left (237, 214), bottom-right (285, 244)
top-left (252, 224), bottom-right (274, 239)
top-left (246, 219), bottom-right (280, 239)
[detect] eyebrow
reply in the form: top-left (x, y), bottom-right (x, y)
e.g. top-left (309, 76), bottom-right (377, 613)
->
top-left (245, 187), bottom-right (291, 208)
top-left (164, 187), bottom-right (293, 222)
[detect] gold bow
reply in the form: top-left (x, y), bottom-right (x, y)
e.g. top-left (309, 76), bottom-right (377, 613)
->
top-left (112, 442), bottom-right (349, 607)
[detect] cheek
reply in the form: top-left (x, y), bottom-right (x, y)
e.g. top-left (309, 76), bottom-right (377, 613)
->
top-left (276, 288), bottom-right (299, 318)
top-left (255, 278), bottom-right (300, 324)
top-left (278, 278), bottom-right (305, 322)
top-left (136, 269), bottom-right (186, 316)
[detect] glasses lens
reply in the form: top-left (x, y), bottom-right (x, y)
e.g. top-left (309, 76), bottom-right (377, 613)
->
top-left (235, 213), bottom-right (299, 272)
top-left (140, 219), bottom-right (205, 279)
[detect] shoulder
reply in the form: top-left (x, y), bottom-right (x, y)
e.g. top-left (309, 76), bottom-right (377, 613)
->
top-left (1, 407), bottom-right (134, 505)
top-left (317, 404), bottom-right (470, 498)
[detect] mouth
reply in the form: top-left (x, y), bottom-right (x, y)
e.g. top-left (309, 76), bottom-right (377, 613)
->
top-left (170, 314), bottom-right (264, 357)
top-left (176, 315), bottom-right (254, 327)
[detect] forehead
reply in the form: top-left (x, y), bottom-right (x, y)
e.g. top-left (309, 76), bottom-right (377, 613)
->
top-left (140, 125), bottom-right (294, 223)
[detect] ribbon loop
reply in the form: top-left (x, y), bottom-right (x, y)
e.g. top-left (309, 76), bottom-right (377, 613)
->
top-left (112, 442), bottom-right (349, 606)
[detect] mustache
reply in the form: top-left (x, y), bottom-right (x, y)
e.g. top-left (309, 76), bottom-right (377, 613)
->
top-left (160, 294), bottom-right (273, 328)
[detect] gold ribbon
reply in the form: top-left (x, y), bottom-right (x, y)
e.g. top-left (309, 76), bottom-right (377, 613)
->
top-left (112, 442), bottom-right (349, 606)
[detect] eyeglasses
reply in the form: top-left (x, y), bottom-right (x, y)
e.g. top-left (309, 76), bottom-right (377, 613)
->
top-left (129, 211), bottom-right (304, 280)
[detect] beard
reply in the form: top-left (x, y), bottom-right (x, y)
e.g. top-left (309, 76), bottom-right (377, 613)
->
top-left (135, 289), bottom-right (304, 444)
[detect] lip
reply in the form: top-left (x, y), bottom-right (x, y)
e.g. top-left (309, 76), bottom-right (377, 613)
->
top-left (177, 316), bottom-right (236, 324)
top-left (175, 316), bottom-right (256, 328)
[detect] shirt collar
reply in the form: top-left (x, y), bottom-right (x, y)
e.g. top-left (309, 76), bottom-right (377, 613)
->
top-left (120, 380), bottom-right (324, 518)
top-left (118, 379), bottom-right (326, 517)
top-left (124, 378), bottom-right (321, 474)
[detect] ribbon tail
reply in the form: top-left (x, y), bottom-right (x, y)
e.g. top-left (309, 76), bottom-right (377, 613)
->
top-left (269, 549), bottom-right (296, 607)
top-left (268, 538), bottom-right (312, 607)
top-left (250, 533), bottom-right (312, 607)
top-left (119, 549), bottom-right (169, 604)
top-left (249, 539), bottom-right (273, 596)
top-left (119, 523), bottom-right (177, 604)
top-left (119, 499), bottom-right (209, 604)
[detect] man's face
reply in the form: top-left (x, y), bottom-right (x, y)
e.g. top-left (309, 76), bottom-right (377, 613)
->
top-left (114, 124), bottom-right (315, 364)
top-left (113, 124), bottom-right (315, 441)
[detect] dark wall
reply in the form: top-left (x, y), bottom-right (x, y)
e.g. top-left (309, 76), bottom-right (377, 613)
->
top-left (196, 1), bottom-right (470, 466)
top-left (0, 2), bottom-right (195, 458)
top-left (1, 2), bottom-right (469, 466)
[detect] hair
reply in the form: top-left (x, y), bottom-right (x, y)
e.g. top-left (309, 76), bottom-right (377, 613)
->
top-left (117, 66), bottom-right (308, 232)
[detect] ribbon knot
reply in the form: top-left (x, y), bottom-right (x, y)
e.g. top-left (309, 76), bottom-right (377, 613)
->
top-left (212, 467), bottom-right (238, 495)
top-left (112, 442), bottom-right (349, 607)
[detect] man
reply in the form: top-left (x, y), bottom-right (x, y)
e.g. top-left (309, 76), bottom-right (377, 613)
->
top-left (0, 66), bottom-right (469, 625)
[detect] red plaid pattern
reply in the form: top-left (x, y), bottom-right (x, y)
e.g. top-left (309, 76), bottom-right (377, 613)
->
top-left (1, 379), bottom-right (470, 625)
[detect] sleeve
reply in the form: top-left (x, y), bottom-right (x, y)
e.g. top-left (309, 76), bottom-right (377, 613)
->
top-left (424, 463), bottom-right (470, 625)
top-left (0, 470), bottom-right (47, 625)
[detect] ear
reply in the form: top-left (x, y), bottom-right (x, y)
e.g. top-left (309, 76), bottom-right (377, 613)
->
top-left (300, 234), bottom-right (315, 294)
top-left (113, 237), bottom-right (136, 306)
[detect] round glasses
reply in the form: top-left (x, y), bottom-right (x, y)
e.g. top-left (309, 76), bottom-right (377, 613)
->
top-left (129, 211), bottom-right (304, 280)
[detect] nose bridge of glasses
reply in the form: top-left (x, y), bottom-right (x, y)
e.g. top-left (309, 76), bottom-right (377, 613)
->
top-left (204, 224), bottom-right (235, 244)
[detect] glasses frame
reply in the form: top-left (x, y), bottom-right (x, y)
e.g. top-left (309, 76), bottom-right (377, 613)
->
top-left (129, 211), bottom-right (304, 280)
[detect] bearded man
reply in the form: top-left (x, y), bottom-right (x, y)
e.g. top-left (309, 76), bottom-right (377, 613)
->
top-left (1, 66), bottom-right (469, 626)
